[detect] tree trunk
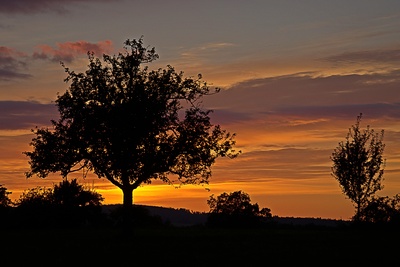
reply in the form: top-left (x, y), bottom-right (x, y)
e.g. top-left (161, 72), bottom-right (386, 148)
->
top-left (121, 186), bottom-right (134, 232)
top-left (355, 200), bottom-right (361, 221)
top-left (123, 187), bottom-right (133, 209)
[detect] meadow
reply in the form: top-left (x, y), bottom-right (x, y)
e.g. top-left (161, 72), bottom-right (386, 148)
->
top-left (2, 224), bottom-right (399, 266)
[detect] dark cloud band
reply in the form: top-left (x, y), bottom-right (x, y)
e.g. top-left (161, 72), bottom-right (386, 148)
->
top-left (0, 0), bottom-right (113, 14)
top-left (0, 101), bottom-right (57, 130)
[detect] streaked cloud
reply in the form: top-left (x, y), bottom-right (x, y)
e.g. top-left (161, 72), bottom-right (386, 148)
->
top-left (213, 148), bottom-right (333, 181)
top-left (0, 0), bottom-right (113, 14)
top-left (0, 46), bottom-right (31, 81)
top-left (32, 40), bottom-right (114, 63)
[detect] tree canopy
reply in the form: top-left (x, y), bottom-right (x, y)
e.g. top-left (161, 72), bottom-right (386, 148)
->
top-left (24, 38), bottom-right (239, 210)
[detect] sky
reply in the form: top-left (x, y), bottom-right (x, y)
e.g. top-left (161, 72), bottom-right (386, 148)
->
top-left (1, 0), bottom-right (400, 220)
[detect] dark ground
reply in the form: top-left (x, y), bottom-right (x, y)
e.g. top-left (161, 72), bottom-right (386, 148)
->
top-left (2, 224), bottom-right (399, 266)
top-left (1, 205), bottom-right (398, 266)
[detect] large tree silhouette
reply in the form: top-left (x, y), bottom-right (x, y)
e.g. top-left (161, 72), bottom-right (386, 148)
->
top-left (24, 38), bottom-right (239, 212)
top-left (331, 113), bottom-right (385, 221)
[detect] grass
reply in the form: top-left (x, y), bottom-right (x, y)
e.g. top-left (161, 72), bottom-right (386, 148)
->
top-left (2, 225), bottom-right (399, 266)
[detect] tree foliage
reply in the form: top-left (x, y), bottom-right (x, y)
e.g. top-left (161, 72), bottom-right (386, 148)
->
top-left (331, 114), bottom-right (385, 221)
top-left (24, 38), bottom-right (239, 210)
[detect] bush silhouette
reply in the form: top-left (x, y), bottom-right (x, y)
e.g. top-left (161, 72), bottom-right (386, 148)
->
top-left (206, 190), bottom-right (272, 228)
top-left (13, 179), bottom-right (104, 228)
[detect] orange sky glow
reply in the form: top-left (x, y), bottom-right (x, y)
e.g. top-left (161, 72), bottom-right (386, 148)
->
top-left (1, 0), bottom-right (400, 220)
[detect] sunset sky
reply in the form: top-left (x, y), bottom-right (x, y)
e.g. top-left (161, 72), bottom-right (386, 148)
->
top-left (1, 0), bottom-right (400, 220)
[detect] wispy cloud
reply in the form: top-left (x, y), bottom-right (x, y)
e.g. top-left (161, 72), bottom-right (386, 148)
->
top-left (0, 0), bottom-right (113, 14)
top-left (179, 42), bottom-right (236, 62)
top-left (0, 46), bottom-right (31, 81)
top-left (181, 42), bottom-right (235, 54)
top-left (198, 42), bottom-right (236, 51)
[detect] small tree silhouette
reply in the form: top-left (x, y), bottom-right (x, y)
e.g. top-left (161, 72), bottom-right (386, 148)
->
top-left (331, 113), bottom-right (385, 221)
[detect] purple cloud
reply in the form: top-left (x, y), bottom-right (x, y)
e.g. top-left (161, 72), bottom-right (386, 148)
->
top-left (0, 46), bottom-right (31, 81)
top-left (0, 101), bottom-right (57, 130)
